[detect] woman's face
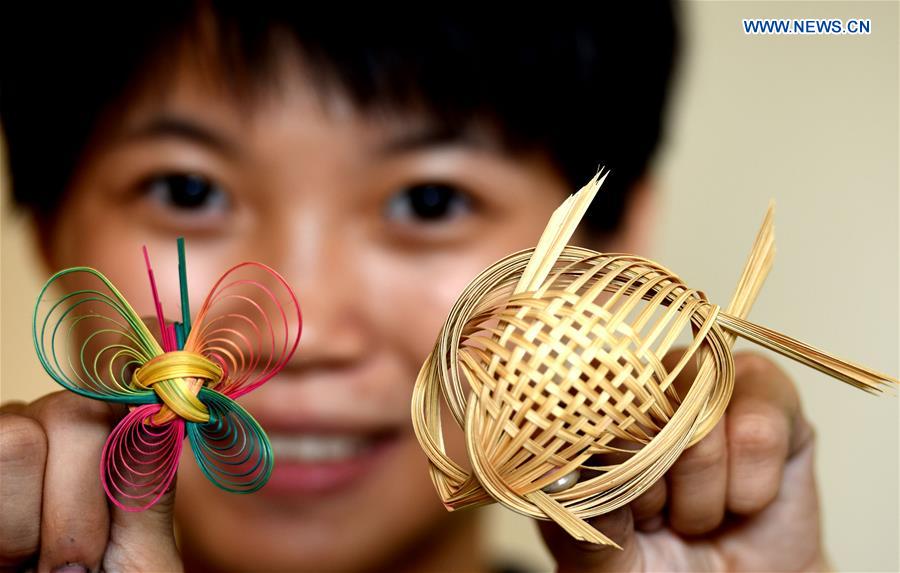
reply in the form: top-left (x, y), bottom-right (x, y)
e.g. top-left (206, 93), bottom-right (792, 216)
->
top-left (45, 51), bottom-right (590, 571)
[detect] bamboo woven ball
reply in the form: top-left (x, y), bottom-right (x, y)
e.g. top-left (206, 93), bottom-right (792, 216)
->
top-left (411, 172), bottom-right (895, 546)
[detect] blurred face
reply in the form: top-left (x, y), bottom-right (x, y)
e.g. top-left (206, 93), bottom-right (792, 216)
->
top-left (43, 49), bottom-right (605, 572)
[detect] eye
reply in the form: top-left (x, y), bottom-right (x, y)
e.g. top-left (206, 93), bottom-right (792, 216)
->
top-left (384, 183), bottom-right (473, 223)
top-left (142, 173), bottom-right (229, 212)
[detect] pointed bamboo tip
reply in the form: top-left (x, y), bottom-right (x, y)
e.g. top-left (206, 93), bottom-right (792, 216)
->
top-left (513, 169), bottom-right (611, 294)
top-left (874, 377), bottom-right (899, 395)
top-left (573, 528), bottom-right (622, 549)
top-left (596, 168), bottom-right (611, 186)
top-left (573, 168), bottom-right (609, 202)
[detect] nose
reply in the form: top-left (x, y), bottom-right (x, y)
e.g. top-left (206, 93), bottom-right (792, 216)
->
top-left (263, 202), bottom-right (371, 374)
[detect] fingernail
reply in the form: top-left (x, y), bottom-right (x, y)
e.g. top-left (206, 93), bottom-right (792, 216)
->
top-left (51, 564), bottom-right (87, 573)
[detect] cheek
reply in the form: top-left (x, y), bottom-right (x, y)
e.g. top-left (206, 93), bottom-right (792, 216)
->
top-left (50, 200), bottom-right (239, 325)
top-left (373, 256), bottom-right (482, 360)
top-left (361, 248), bottom-right (527, 469)
top-left (364, 244), bottom-right (534, 370)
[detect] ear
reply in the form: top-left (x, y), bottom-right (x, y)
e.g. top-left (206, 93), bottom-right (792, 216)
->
top-left (588, 176), bottom-right (656, 255)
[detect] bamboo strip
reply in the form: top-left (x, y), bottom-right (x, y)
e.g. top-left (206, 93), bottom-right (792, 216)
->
top-left (410, 175), bottom-right (897, 546)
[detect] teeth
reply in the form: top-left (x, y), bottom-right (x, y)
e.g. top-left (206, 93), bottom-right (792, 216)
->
top-left (269, 434), bottom-right (372, 462)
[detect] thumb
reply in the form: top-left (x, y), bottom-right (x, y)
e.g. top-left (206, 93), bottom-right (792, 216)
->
top-left (98, 317), bottom-right (185, 571)
top-left (105, 483), bottom-right (182, 572)
top-left (539, 507), bottom-right (641, 573)
top-left (100, 405), bottom-right (183, 572)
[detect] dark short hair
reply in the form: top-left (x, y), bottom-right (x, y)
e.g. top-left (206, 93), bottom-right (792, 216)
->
top-left (1, 3), bottom-right (678, 233)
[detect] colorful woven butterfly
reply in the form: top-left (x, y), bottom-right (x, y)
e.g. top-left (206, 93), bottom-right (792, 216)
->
top-left (32, 239), bottom-right (302, 511)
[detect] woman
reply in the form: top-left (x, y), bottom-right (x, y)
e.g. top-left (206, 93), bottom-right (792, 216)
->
top-left (0, 4), bottom-right (827, 571)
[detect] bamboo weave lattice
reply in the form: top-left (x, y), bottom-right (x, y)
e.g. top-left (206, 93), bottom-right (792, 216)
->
top-left (411, 171), bottom-right (897, 546)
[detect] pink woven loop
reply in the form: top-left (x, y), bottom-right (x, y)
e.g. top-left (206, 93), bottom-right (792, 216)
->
top-left (101, 403), bottom-right (184, 512)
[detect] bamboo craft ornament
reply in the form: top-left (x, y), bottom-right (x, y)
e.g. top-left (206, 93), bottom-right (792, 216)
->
top-left (32, 239), bottom-right (302, 511)
top-left (411, 170), bottom-right (897, 547)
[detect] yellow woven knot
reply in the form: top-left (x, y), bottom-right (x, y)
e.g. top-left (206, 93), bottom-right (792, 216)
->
top-left (132, 351), bottom-right (223, 424)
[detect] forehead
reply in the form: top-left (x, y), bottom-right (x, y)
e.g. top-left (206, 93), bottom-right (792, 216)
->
top-left (105, 43), bottom-right (503, 161)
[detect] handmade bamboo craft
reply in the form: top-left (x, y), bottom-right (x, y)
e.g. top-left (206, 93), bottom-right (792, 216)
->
top-left (411, 171), bottom-right (897, 547)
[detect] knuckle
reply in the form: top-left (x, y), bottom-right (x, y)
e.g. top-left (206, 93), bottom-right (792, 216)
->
top-left (731, 412), bottom-right (787, 460)
top-left (679, 451), bottom-right (719, 476)
top-left (0, 401), bottom-right (27, 415)
top-left (0, 414), bottom-right (47, 468)
top-left (0, 416), bottom-right (44, 565)
top-left (734, 351), bottom-right (781, 378)
top-left (677, 431), bottom-right (725, 474)
top-left (38, 391), bottom-right (113, 428)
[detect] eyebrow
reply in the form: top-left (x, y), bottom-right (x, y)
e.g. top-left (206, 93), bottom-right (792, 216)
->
top-left (118, 115), bottom-right (239, 157)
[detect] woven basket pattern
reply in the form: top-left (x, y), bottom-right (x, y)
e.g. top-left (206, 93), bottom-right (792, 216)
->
top-left (414, 246), bottom-right (734, 523)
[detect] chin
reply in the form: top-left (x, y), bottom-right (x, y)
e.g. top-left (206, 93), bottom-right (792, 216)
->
top-left (174, 433), bottom-right (453, 572)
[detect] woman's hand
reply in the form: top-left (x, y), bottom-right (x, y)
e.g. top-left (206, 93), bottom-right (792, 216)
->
top-left (0, 392), bottom-right (182, 573)
top-left (539, 352), bottom-right (829, 572)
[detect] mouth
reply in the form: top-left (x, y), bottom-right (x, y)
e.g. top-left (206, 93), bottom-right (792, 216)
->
top-left (262, 429), bottom-right (400, 496)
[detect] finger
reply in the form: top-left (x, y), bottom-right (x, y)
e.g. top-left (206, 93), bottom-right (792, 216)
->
top-left (103, 413), bottom-right (182, 573)
top-left (105, 315), bottom-right (180, 567)
top-left (0, 413), bottom-right (47, 567)
top-left (716, 432), bottom-right (827, 571)
top-left (0, 401), bottom-right (28, 415)
top-left (29, 391), bottom-right (115, 573)
top-left (630, 477), bottom-right (667, 532)
top-left (666, 418), bottom-right (728, 535)
top-left (726, 353), bottom-right (810, 515)
top-left (29, 391), bottom-right (182, 573)
top-left (104, 488), bottom-right (182, 572)
top-left (539, 507), bottom-right (640, 573)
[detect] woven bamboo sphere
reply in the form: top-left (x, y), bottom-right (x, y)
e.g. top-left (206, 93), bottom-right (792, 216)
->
top-left (411, 172), bottom-right (895, 546)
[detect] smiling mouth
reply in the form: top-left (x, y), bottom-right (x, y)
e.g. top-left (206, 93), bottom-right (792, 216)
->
top-left (261, 430), bottom-right (401, 496)
top-left (269, 433), bottom-right (381, 463)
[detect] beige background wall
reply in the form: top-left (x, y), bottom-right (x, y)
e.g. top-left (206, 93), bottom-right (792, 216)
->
top-left (2, 2), bottom-right (898, 571)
